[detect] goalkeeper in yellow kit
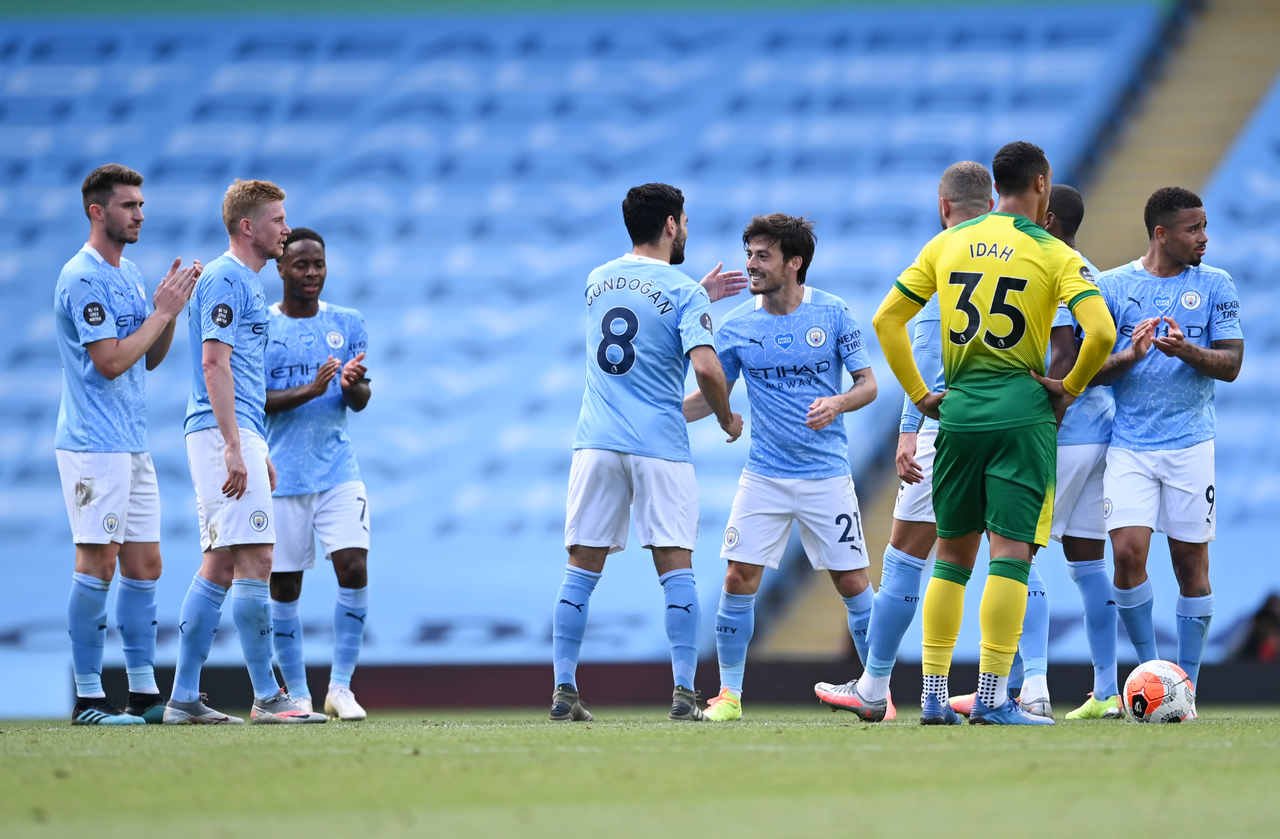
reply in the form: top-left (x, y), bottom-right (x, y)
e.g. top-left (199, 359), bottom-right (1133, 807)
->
top-left (872, 141), bottom-right (1116, 725)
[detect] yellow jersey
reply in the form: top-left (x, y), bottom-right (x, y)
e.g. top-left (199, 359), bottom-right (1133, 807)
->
top-left (893, 211), bottom-right (1101, 430)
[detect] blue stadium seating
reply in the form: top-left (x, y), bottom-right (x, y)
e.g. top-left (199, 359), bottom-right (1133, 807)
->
top-left (0, 6), bottom-right (1170, 678)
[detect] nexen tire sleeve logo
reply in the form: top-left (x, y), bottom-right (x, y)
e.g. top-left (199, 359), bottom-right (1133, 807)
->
top-left (83, 302), bottom-right (105, 326)
top-left (211, 304), bottom-right (234, 328)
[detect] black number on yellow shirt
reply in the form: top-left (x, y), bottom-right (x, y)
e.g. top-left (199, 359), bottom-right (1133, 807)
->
top-left (946, 272), bottom-right (1028, 350)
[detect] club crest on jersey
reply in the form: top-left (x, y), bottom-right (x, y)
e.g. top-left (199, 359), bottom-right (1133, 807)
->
top-left (102, 513), bottom-right (119, 534)
top-left (723, 526), bottom-right (740, 549)
top-left (1102, 498), bottom-right (1113, 519)
top-left (249, 510), bottom-right (269, 532)
top-left (806, 326), bottom-right (827, 348)
top-left (1180, 290), bottom-right (1202, 310)
top-left (775, 333), bottom-right (794, 349)
top-left (326, 330), bottom-right (345, 349)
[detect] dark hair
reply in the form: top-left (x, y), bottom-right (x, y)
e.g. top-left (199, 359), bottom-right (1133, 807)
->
top-left (1048, 184), bottom-right (1085, 238)
top-left (992, 141), bottom-right (1049, 196)
top-left (81, 163), bottom-right (143, 219)
top-left (621, 183), bottom-right (684, 246)
top-left (1143, 187), bottom-right (1202, 238)
top-left (742, 213), bottom-right (817, 285)
top-left (283, 227), bottom-right (325, 253)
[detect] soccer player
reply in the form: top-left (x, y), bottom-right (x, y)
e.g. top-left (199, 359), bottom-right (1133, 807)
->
top-left (165, 179), bottom-right (324, 724)
top-left (264, 228), bottom-right (372, 721)
top-left (872, 141), bottom-right (1115, 725)
top-left (553, 182), bottom-right (743, 722)
top-left (1037, 185), bottom-right (1124, 720)
top-left (1090, 187), bottom-right (1242, 692)
top-left (813, 161), bottom-right (993, 722)
top-left (682, 214), bottom-right (877, 722)
top-left (54, 164), bottom-right (200, 725)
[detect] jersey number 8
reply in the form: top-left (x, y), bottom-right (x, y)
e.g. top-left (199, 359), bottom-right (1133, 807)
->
top-left (596, 307), bottom-right (639, 375)
top-left (948, 271), bottom-right (1028, 350)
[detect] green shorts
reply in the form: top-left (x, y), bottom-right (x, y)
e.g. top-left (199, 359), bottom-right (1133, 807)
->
top-left (933, 422), bottom-right (1057, 546)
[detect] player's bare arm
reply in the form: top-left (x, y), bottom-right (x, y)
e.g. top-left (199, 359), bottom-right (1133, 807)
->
top-left (805, 366), bottom-right (877, 431)
top-left (682, 377), bottom-right (736, 423)
top-left (1046, 323), bottom-right (1077, 380)
top-left (699, 261), bottom-right (748, 303)
top-left (1034, 293), bottom-right (1115, 424)
top-left (201, 339), bottom-right (248, 499)
top-left (86, 258), bottom-right (201, 379)
top-left (1090, 316), bottom-right (1157, 385)
top-left (1152, 317), bottom-right (1243, 382)
top-left (689, 345), bottom-right (743, 442)
top-left (264, 356), bottom-right (340, 414)
top-left (340, 351), bottom-right (371, 412)
top-left (896, 430), bottom-right (924, 484)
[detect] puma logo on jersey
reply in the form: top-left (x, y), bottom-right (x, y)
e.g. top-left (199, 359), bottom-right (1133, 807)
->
top-left (747, 337), bottom-right (764, 347)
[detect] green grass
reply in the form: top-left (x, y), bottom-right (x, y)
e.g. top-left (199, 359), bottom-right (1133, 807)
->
top-left (3, 706), bottom-right (1278, 838)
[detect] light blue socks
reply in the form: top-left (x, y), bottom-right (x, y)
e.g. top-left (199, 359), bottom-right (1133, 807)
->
top-left (842, 587), bottom-right (874, 668)
top-left (231, 579), bottom-right (278, 701)
top-left (714, 589), bottom-right (755, 694)
top-left (331, 586), bottom-right (368, 689)
top-left (116, 575), bottom-right (159, 695)
top-left (172, 575), bottom-right (226, 704)
top-left (552, 565), bottom-right (600, 690)
top-left (1068, 559), bottom-right (1118, 698)
top-left (1176, 593), bottom-right (1213, 687)
top-left (659, 568), bottom-right (699, 690)
top-left (865, 546), bottom-right (927, 679)
top-left (271, 598), bottom-right (307, 699)
top-left (1019, 563), bottom-right (1049, 687)
top-left (68, 572), bottom-right (111, 698)
top-left (1114, 579), bottom-right (1158, 662)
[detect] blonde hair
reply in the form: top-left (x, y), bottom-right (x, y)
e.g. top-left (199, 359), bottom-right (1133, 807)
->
top-left (222, 179), bottom-right (286, 236)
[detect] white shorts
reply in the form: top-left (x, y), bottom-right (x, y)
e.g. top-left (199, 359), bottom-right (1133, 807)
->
top-left (721, 471), bottom-right (869, 571)
top-left (564, 449), bottom-right (698, 553)
top-left (272, 481), bottom-right (371, 572)
top-left (55, 450), bottom-right (160, 545)
top-left (1104, 441), bottom-right (1215, 543)
top-left (186, 426), bottom-right (276, 551)
top-left (892, 422), bottom-right (937, 524)
top-left (1051, 443), bottom-right (1108, 541)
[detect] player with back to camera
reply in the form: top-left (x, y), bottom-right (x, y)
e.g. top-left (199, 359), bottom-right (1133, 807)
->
top-left (872, 141), bottom-right (1115, 725)
top-left (552, 182), bottom-right (745, 722)
top-left (1090, 187), bottom-right (1242, 699)
top-left (165, 179), bottom-right (324, 724)
top-left (264, 228), bottom-right (372, 721)
top-left (682, 213), bottom-right (877, 723)
top-left (54, 163), bottom-right (201, 725)
top-left (813, 161), bottom-right (993, 722)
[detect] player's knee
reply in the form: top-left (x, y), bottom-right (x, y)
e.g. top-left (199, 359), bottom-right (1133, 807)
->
top-left (723, 562), bottom-right (762, 595)
top-left (331, 550), bottom-right (367, 589)
top-left (74, 544), bottom-right (118, 581)
top-left (270, 572), bottom-right (303, 602)
top-left (833, 569), bottom-right (870, 598)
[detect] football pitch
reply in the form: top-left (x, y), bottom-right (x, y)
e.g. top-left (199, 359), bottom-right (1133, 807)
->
top-left (4, 706), bottom-right (1278, 838)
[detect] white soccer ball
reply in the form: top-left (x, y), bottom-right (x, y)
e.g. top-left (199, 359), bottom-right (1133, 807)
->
top-left (1123, 659), bottom-right (1196, 723)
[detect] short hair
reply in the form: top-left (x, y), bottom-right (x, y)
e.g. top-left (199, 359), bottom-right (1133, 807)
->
top-left (222, 178), bottom-right (286, 236)
top-left (283, 227), bottom-right (325, 253)
top-left (81, 163), bottom-right (143, 219)
top-left (621, 183), bottom-right (684, 246)
top-left (1144, 186), bottom-right (1202, 238)
top-left (742, 213), bottom-right (817, 285)
top-left (939, 161), bottom-right (992, 212)
top-left (1048, 185), bottom-right (1085, 238)
top-left (992, 141), bottom-right (1049, 197)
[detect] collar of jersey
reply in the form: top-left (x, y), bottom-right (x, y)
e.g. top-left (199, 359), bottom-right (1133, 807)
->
top-left (223, 250), bottom-right (250, 270)
top-left (755, 285), bottom-right (813, 310)
top-left (81, 243), bottom-right (107, 265)
top-left (620, 253), bottom-right (669, 265)
top-left (269, 300), bottom-right (327, 316)
top-left (1129, 258), bottom-right (1191, 282)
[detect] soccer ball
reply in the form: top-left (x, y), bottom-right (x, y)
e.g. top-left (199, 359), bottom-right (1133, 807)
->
top-left (1122, 660), bottom-right (1196, 723)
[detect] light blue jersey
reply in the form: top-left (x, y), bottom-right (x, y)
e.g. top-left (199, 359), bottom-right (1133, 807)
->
top-left (898, 295), bottom-right (944, 434)
top-left (264, 301), bottom-right (368, 496)
top-left (573, 254), bottom-right (713, 462)
top-left (1099, 259), bottom-right (1243, 451)
top-left (184, 252), bottom-right (270, 438)
top-left (53, 245), bottom-right (151, 452)
top-left (1052, 253), bottom-right (1114, 446)
top-left (717, 287), bottom-right (872, 479)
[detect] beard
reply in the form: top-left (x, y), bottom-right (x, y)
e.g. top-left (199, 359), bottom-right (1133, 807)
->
top-left (106, 221), bottom-right (138, 244)
top-left (669, 232), bottom-right (686, 265)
